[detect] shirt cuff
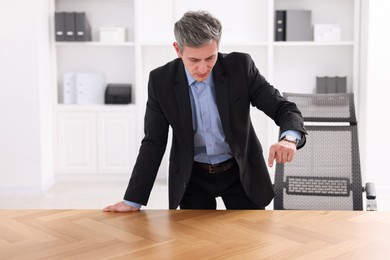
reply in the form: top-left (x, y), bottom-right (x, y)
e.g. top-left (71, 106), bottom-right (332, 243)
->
top-left (123, 200), bottom-right (142, 209)
top-left (280, 130), bottom-right (301, 142)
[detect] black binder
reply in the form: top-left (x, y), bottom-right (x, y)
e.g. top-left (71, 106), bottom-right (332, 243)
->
top-left (327, 77), bottom-right (337, 93)
top-left (75, 12), bottom-right (91, 41)
top-left (275, 10), bottom-right (286, 41)
top-left (285, 10), bottom-right (312, 41)
top-left (316, 76), bottom-right (347, 93)
top-left (55, 12), bottom-right (65, 41)
top-left (316, 76), bottom-right (327, 93)
top-left (64, 12), bottom-right (76, 41)
top-left (336, 76), bottom-right (347, 93)
top-left (105, 84), bottom-right (132, 104)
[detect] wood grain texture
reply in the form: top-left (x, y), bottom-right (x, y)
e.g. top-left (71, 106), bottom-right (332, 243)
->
top-left (0, 210), bottom-right (389, 259)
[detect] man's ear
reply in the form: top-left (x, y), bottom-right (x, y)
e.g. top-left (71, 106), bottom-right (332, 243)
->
top-left (173, 42), bottom-right (182, 58)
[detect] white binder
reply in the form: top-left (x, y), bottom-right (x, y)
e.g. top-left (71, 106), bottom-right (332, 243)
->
top-left (63, 73), bottom-right (76, 104)
top-left (63, 72), bottom-right (105, 104)
top-left (76, 73), bottom-right (105, 104)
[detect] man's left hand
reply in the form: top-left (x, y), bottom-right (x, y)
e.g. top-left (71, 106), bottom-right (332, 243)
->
top-left (267, 140), bottom-right (297, 167)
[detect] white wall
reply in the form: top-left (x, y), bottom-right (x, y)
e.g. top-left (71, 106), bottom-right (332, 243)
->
top-left (0, 0), bottom-right (54, 192)
top-left (360, 0), bottom-right (390, 194)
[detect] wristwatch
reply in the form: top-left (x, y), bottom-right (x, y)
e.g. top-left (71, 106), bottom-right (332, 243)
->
top-left (280, 135), bottom-right (297, 145)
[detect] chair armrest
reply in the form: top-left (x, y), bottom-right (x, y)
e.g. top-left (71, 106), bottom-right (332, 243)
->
top-left (365, 182), bottom-right (377, 211)
top-left (365, 182), bottom-right (376, 200)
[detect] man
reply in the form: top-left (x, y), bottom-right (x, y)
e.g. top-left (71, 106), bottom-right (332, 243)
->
top-left (104, 11), bottom-right (306, 212)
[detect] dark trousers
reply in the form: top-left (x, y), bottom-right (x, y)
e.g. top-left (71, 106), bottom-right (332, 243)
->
top-left (180, 161), bottom-right (264, 210)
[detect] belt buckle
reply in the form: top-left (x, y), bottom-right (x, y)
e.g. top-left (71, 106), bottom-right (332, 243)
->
top-left (209, 165), bottom-right (216, 174)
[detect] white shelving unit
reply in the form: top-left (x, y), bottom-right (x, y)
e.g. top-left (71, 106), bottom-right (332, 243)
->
top-left (51, 0), bottom-right (362, 180)
top-left (52, 0), bottom-right (142, 180)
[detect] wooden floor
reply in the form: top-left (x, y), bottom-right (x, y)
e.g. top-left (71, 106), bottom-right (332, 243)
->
top-left (1, 210), bottom-right (390, 259)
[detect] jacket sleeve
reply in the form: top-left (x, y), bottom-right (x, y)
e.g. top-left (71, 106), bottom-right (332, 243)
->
top-left (123, 71), bottom-right (169, 205)
top-left (244, 54), bottom-right (307, 148)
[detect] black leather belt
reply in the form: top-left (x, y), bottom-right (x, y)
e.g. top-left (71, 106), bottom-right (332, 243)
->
top-left (193, 158), bottom-right (237, 174)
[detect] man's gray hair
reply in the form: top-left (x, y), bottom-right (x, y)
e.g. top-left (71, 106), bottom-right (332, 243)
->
top-left (174, 11), bottom-right (222, 52)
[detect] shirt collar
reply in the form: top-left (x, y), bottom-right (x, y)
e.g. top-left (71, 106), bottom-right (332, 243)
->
top-left (184, 67), bottom-right (213, 87)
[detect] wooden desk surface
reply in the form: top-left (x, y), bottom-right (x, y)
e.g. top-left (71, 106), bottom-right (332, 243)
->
top-left (0, 210), bottom-right (389, 259)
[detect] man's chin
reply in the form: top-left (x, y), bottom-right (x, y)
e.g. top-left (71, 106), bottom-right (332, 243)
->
top-left (194, 74), bottom-right (208, 81)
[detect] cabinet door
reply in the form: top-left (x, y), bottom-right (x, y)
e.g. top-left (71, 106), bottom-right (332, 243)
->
top-left (57, 112), bottom-right (97, 173)
top-left (98, 112), bottom-right (138, 174)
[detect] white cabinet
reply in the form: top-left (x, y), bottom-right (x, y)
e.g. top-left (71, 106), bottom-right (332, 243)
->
top-left (52, 0), bottom-right (364, 179)
top-left (56, 110), bottom-right (138, 176)
top-left (98, 112), bottom-right (137, 174)
top-left (57, 112), bottom-right (97, 174)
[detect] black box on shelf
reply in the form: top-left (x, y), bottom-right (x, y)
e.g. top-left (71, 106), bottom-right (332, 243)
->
top-left (105, 84), bottom-right (132, 104)
top-left (316, 76), bottom-right (347, 93)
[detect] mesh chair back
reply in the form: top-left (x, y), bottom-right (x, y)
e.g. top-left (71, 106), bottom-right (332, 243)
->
top-left (274, 93), bottom-right (363, 210)
top-left (283, 92), bottom-right (357, 123)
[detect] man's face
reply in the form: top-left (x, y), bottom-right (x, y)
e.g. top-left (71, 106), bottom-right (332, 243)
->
top-left (173, 40), bottom-right (218, 82)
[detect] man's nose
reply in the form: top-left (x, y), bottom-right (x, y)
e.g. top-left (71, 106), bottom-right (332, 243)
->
top-left (198, 61), bottom-right (207, 74)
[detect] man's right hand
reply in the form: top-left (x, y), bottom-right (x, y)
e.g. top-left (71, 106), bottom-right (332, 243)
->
top-left (103, 201), bottom-right (140, 213)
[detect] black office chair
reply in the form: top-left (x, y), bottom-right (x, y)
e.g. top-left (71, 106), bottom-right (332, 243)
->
top-left (274, 93), bottom-right (377, 211)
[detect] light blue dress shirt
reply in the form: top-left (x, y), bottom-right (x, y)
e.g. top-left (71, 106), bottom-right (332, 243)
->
top-left (124, 68), bottom-right (301, 209)
top-left (185, 69), bottom-right (233, 164)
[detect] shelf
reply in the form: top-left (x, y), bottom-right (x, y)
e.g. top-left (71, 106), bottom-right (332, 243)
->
top-left (57, 104), bottom-right (139, 112)
top-left (53, 0), bottom-right (362, 177)
top-left (272, 41), bottom-right (355, 47)
top-left (141, 42), bottom-right (269, 47)
top-left (140, 42), bottom-right (353, 48)
top-left (140, 42), bottom-right (172, 47)
top-left (222, 42), bottom-right (268, 47)
top-left (64, 0), bottom-right (134, 2)
top-left (56, 41), bottom-right (135, 47)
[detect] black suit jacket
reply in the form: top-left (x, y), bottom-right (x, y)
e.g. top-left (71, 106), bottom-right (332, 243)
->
top-left (124, 52), bottom-right (306, 209)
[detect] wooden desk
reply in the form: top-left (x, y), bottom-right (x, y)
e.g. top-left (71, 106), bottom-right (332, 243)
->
top-left (0, 210), bottom-right (389, 259)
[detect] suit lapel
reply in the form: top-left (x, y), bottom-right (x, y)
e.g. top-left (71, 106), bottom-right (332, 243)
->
top-left (213, 59), bottom-right (232, 139)
top-left (173, 62), bottom-right (194, 152)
